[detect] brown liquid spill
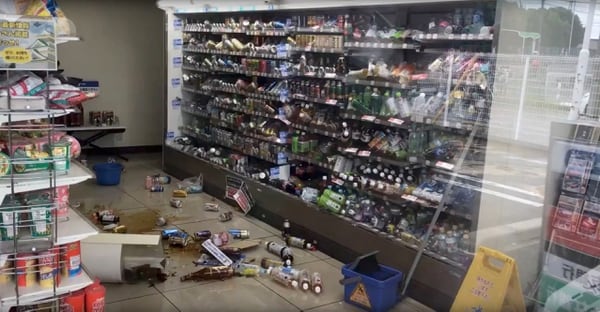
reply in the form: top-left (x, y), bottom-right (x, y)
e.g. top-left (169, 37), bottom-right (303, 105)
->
top-left (120, 209), bottom-right (160, 234)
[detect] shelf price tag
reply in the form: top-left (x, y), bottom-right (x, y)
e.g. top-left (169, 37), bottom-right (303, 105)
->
top-left (171, 98), bottom-right (181, 109)
top-left (435, 161), bottom-right (455, 171)
top-left (173, 38), bottom-right (183, 49)
top-left (331, 177), bottom-right (344, 186)
top-left (361, 115), bottom-right (376, 122)
top-left (276, 116), bottom-right (291, 125)
top-left (325, 99), bottom-right (338, 105)
top-left (172, 56), bottom-right (182, 68)
top-left (388, 118), bottom-right (404, 126)
top-left (344, 147), bottom-right (358, 154)
top-left (173, 18), bottom-right (183, 31)
top-left (171, 78), bottom-right (181, 88)
top-left (358, 150), bottom-right (371, 157)
top-left (401, 194), bottom-right (418, 202)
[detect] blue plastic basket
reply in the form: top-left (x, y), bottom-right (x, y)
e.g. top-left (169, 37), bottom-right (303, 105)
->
top-left (341, 263), bottom-right (403, 312)
top-left (93, 162), bottom-right (123, 186)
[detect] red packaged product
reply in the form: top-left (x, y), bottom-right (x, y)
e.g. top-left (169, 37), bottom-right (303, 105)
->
top-left (576, 212), bottom-right (600, 240)
top-left (62, 290), bottom-right (85, 312)
top-left (85, 279), bottom-right (106, 312)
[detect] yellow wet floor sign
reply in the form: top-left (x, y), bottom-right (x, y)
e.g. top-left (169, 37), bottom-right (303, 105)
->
top-left (451, 247), bottom-right (526, 312)
top-left (350, 282), bottom-right (372, 309)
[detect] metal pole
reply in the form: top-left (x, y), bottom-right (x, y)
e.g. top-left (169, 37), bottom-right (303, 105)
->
top-left (570, 0), bottom-right (596, 120)
top-left (514, 56), bottom-right (530, 140)
top-left (568, 1), bottom-right (575, 55)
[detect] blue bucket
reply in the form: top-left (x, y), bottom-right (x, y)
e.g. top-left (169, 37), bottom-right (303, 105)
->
top-left (93, 162), bottom-right (123, 186)
top-left (341, 263), bottom-right (403, 312)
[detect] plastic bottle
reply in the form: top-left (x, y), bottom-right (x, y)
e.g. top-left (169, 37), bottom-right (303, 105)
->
top-left (282, 219), bottom-right (291, 237)
top-left (311, 272), bottom-right (323, 294)
top-left (396, 92), bottom-right (411, 118)
top-left (285, 235), bottom-right (316, 250)
top-left (234, 262), bottom-right (263, 277)
top-left (260, 257), bottom-right (284, 269)
top-left (384, 90), bottom-right (397, 116)
top-left (371, 88), bottom-right (381, 115)
top-left (266, 241), bottom-right (294, 266)
top-left (299, 270), bottom-right (311, 291)
top-left (412, 93), bottom-right (427, 116)
top-left (425, 92), bottom-right (445, 115)
top-left (267, 267), bottom-right (298, 288)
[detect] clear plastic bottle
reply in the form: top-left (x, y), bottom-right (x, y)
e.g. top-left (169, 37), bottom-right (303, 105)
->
top-left (299, 270), bottom-right (311, 291)
top-left (267, 267), bottom-right (298, 288)
top-left (412, 93), bottom-right (427, 116)
top-left (311, 272), bottom-right (323, 294)
top-left (396, 92), bottom-right (411, 118)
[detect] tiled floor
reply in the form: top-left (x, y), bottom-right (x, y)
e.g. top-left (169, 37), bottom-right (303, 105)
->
top-left (72, 153), bottom-right (434, 312)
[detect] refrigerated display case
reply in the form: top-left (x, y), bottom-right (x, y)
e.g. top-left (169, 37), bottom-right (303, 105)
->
top-left (158, 0), bottom-right (500, 309)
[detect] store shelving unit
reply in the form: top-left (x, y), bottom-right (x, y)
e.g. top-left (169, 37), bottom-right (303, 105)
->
top-left (0, 17), bottom-right (97, 312)
top-left (161, 1), bottom-right (496, 310)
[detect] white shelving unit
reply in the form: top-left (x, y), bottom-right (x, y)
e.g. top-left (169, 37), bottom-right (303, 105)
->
top-left (0, 269), bottom-right (93, 312)
top-left (0, 109), bottom-right (75, 125)
top-left (0, 162), bottom-right (92, 203)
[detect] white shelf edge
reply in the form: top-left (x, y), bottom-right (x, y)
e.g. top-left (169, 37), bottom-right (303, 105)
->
top-left (0, 162), bottom-right (93, 203)
top-left (56, 207), bottom-right (99, 246)
top-left (56, 36), bottom-right (81, 45)
top-left (0, 109), bottom-right (75, 124)
top-left (0, 267), bottom-right (93, 310)
top-left (82, 233), bottom-right (160, 246)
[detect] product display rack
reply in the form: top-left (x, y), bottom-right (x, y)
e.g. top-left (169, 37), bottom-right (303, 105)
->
top-left (162, 1), bottom-right (496, 309)
top-left (0, 20), bottom-right (97, 312)
top-left (534, 121), bottom-right (600, 311)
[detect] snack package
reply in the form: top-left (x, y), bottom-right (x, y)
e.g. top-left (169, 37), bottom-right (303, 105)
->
top-left (552, 194), bottom-right (584, 232)
top-left (562, 152), bottom-right (594, 194)
top-left (576, 211), bottom-right (600, 240)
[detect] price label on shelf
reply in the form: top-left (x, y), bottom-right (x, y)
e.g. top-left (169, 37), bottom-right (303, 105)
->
top-left (361, 115), bottom-right (376, 122)
top-left (173, 38), bottom-right (183, 49)
top-left (331, 177), bottom-right (344, 186)
top-left (448, 34), bottom-right (455, 40)
top-left (344, 147), bottom-right (358, 154)
top-left (171, 98), bottom-right (181, 109)
top-left (409, 156), bottom-right (418, 163)
top-left (401, 194), bottom-right (418, 202)
top-left (166, 131), bottom-right (175, 139)
top-left (172, 56), bottom-right (182, 68)
top-left (388, 118), bottom-right (404, 126)
top-left (358, 150), bottom-right (371, 157)
top-left (435, 161), bottom-right (455, 171)
top-left (173, 18), bottom-right (183, 31)
top-left (171, 78), bottom-right (181, 88)
top-left (325, 99), bottom-right (338, 105)
top-left (276, 116), bottom-right (291, 125)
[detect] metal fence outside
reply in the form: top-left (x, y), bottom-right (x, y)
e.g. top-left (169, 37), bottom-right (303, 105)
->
top-left (489, 54), bottom-right (600, 147)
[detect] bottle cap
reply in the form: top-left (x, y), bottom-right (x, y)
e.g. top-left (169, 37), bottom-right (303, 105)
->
top-left (302, 282), bottom-right (310, 291)
top-left (314, 285), bottom-right (322, 294)
top-left (291, 280), bottom-right (299, 288)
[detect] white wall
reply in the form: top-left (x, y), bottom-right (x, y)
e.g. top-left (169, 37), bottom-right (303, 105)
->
top-left (57, 0), bottom-right (164, 147)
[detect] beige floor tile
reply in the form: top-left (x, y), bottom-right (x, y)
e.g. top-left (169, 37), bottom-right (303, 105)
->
top-left (105, 293), bottom-right (178, 312)
top-left (256, 260), bottom-right (343, 310)
top-left (163, 277), bottom-right (299, 312)
top-left (304, 301), bottom-right (364, 312)
top-left (323, 258), bottom-right (344, 270)
top-left (104, 282), bottom-right (159, 304)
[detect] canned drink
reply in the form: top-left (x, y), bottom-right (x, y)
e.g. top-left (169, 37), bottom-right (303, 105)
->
top-left (285, 235), bottom-right (317, 250)
top-left (228, 229), bottom-right (249, 239)
top-left (234, 262), bottom-right (263, 277)
top-left (16, 253), bottom-right (36, 287)
top-left (219, 211), bottom-right (233, 222)
top-left (0, 254), bottom-right (12, 284)
top-left (260, 257), bottom-right (284, 269)
top-left (170, 199), bottom-right (183, 208)
top-left (99, 214), bottom-right (119, 225)
top-left (194, 230), bottom-right (212, 240)
top-left (204, 203), bottom-right (219, 212)
top-left (39, 249), bottom-right (60, 288)
top-left (259, 60), bottom-right (267, 73)
top-left (63, 241), bottom-right (82, 278)
top-left (211, 232), bottom-right (230, 247)
top-left (266, 241), bottom-right (293, 267)
top-left (145, 176), bottom-right (153, 190)
top-left (150, 185), bottom-right (164, 192)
